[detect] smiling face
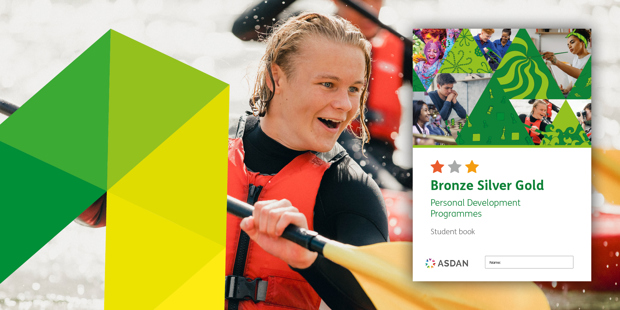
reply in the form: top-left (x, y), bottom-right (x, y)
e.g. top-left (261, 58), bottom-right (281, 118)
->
top-left (479, 31), bottom-right (492, 43)
top-left (425, 42), bottom-right (440, 65)
top-left (567, 35), bottom-right (586, 55)
top-left (263, 37), bottom-right (366, 152)
top-left (532, 102), bottom-right (547, 120)
top-left (419, 104), bottom-right (430, 123)
top-left (501, 32), bottom-right (510, 44)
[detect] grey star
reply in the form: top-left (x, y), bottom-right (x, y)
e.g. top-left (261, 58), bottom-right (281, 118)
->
top-left (448, 160), bottom-right (461, 173)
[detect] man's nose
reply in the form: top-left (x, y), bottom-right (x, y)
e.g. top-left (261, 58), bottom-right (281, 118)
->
top-left (331, 90), bottom-right (353, 111)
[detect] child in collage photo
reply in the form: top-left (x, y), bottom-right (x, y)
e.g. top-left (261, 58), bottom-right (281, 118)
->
top-left (412, 29), bottom-right (461, 90)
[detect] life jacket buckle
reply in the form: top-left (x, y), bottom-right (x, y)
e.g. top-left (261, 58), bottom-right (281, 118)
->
top-left (225, 275), bottom-right (268, 303)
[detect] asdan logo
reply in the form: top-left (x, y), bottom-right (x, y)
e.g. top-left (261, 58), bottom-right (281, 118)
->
top-left (425, 258), bottom-right (436, 268)
top-left (425, 258), bottom-right (469, 268)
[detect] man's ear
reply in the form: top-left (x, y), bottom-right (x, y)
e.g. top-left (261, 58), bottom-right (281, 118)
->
top-left (268, 64), bottom-right (284, 95)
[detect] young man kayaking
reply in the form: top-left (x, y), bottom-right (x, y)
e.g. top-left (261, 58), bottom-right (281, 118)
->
top-left (232, 0), bottom-right (413, 189)
top-left (226, 12), bottom-right (388, 310)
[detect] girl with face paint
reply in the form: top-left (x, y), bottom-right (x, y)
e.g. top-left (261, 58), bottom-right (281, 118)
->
top-left (414, 40), bottom-right (444, 90)
top-left (413, 29), bottom-right (460, 90)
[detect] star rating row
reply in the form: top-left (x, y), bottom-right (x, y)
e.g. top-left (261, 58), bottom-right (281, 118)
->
top-left (431, 160), bottom-right (478, 173)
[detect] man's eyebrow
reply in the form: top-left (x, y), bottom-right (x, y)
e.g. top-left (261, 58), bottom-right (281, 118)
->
top-left (316, 74), bottom-right (340, 81)
top-left (316, 74), bottom-right (364, 85)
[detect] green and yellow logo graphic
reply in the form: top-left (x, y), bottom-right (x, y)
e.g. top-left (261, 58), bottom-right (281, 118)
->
top-left (0, 30), bottom-right (228, 309)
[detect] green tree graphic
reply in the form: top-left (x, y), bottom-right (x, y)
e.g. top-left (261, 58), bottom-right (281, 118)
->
top-left (541, 101), bottom-right (590, 146)
top-left (457, 77), bottom-right (532, 145)
top-left (439, 29), bottom-right (491, 74)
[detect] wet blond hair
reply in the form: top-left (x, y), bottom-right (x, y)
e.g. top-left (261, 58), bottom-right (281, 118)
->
top-left (250, 12), bottom-right (372, 144)
top-left (531, 100), bottom-right (547, 115)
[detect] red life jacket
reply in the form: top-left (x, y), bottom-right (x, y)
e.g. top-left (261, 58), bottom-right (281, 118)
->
top-left (351, 30), bottom-right (404, 147)
top-left (546, 102), bottom-right (553, 119)
top-left (226, 116), bottom-right (345, 310)
top-left (524, 116), bottom-right (543, 144)
top-left (74, 194), bottom-right (106, 228)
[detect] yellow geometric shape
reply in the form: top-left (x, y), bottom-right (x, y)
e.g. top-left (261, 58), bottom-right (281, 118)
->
top-left (156, 250), bottom-right (225, 310)
top-left (109, 88), bottom-right (228, 242)
top-left (472, 134), bottom-right (480, 142)
top-left (512, 132), bottom-right (519, 140)
top-left (105, 87), bottom-right (228, 309)
top-left (105, 192), bottom-right (223, 309)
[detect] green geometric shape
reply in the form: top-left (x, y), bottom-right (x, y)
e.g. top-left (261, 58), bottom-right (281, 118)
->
top-left (568, 57), bottom-right (592, 99)
top-left (0, 30), bottom-right (231, 293)
top-left (107, 31), bottom-right (228, 189)
top-left (412, 72), bottom-right (426, 92)
top-left (0, 32), bottom-right (111, 191)
top-left (457, 77), bottom-right (531, 145)
top-left (494, 29), bottom-right (564, 99)
top-left (512, 132), bottom-right (519, 140)
top-left (541, 101), bottom-right (590, 146)
top-left (439, 29), bottom-right (492, 74)
top-left (0, 141), bottom-right (105, 282)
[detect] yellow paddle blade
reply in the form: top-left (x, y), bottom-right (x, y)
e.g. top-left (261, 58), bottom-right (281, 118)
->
top-left (323, 242), bottom-right (549, 310)
top-left (593, 148), bottom-right (620, 204)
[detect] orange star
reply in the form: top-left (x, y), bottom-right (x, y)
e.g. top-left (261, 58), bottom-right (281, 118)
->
top-left (466, 160), bottom-right (479, 173)
top-left (431, 160), bottom-right (444, 173)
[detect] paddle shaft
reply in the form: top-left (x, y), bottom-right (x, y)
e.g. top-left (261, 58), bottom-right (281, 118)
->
top-left (593, 150), bottom-right (620, 181)
top-left (0, 99), bottom-right (18, 117)
top-left (227, 196), bottom-right (329, 254)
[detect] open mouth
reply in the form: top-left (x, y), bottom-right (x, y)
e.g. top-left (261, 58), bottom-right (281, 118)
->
top-left (318, 117), bottom-right (342, 129)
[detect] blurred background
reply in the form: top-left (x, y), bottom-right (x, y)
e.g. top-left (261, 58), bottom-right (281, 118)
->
top-left (0, 0), bottom-right (619, 309)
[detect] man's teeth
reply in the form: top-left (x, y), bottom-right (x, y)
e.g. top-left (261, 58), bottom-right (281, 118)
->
top-left (319, 118), bottom-right (342, 129)
top-left (321, 118), bottom-right (341, 123)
